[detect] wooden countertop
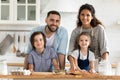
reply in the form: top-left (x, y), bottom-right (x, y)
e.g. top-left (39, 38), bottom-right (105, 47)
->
top-left (0, 73), bottom-right (120, 79)
top-left (6, 63), bottom-right (119, 79)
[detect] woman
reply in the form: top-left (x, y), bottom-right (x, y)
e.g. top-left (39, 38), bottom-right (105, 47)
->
top-left (27, 31), bottom-right (60, 72)
top-left (68, 3), bottom-right (109, 72)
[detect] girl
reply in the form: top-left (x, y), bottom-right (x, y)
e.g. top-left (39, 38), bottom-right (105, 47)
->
top-left (27, 31), bottom-right (60, 72)
top-left (69, 32), bottom-right (95, 73)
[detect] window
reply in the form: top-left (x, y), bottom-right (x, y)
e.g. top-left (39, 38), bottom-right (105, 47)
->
top-left (0, 0), bottom-right (40, 25)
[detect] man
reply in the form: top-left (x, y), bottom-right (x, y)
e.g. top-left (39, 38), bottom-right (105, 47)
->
top-left (26, 10), bottom-right (68, 70)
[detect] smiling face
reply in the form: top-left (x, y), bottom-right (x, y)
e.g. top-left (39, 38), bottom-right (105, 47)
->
top-left (80, 9), bottom-right (93, 27)
top-left (33, 34), bottom-right (45, 50)
top-left (78, 34), bottom-right (91, 49)
top-left (45, 14), bottom-right (60, 32)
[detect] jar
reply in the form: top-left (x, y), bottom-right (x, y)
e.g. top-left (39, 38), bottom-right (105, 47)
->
top-left (98, 60), bottom-right (112, 75)
top-left (0, 59), bottom-right (8, 75)
top-left (116, 62), bottom-right (120, 75)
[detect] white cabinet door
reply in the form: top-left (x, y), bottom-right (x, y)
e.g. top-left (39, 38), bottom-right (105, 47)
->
top-left (0, 0), bottom-right (40, 25)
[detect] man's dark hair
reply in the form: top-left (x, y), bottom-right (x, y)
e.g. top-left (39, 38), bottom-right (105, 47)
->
top-left (47, 10), bottom-right (61, 18)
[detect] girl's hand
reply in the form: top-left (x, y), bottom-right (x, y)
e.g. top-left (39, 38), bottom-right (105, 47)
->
top-left (89, 69), bottom-right (96, 73)
top-left (69, 65), bottom-right (76, 73)
top-left (75, 66), bottom-right (81, 71)
top-left (80, 69), bottom-right (88, 73)
top-left (69, 65), bottom-right (79, 73)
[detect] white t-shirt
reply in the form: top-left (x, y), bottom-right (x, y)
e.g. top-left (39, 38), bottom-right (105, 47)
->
top-left (70, 49), bottom-right (95, 61)
top-left (46, 33), bottom-right (55, 47)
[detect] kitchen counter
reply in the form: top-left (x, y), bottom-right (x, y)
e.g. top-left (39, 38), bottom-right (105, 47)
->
top-left (5, 63), bottom-right (119, 80)
top-left (0, 72), bottom-right (120, 80)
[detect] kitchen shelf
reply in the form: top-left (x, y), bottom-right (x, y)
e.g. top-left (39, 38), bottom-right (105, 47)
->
top-left (6, 63), bottom-right (117, 68)
top-left (7, 63), bottom-right (24, 67)
top-left (0, 30), bottom-right (30, 32)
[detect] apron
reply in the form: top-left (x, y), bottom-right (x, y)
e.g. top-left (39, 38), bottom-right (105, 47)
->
top-left (77, 49), bottom-right (89, 71)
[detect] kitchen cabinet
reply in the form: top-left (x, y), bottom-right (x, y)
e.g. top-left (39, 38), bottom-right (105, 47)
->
top-left (0, 0), bottom-right (40, 25)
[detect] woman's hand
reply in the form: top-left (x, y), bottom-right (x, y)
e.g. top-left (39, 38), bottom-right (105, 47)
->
top-left (102, 52), bottom-right (109, 60)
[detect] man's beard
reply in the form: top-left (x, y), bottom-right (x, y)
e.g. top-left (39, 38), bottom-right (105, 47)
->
top-left (47, 25), bottom-right (58, 32)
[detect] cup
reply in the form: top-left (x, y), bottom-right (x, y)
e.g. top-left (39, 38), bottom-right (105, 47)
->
top-left (95, 59), bottom-right (99, 72)
top-left (116, 63), bottom-right (120, 75)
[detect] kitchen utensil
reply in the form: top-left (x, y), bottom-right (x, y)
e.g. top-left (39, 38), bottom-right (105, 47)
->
top-left (24, 34), bottom-right (26, 44)
top-left (0, 34), bottom-right (14, 55)
top-left (16, 35), bottom-right (21, 57)
top-left (12, 33), bottom-right (16, 53)
top-left (23, 34), bottom-right (26, 53)
top-left (21, 34), bottom-right (27, 57)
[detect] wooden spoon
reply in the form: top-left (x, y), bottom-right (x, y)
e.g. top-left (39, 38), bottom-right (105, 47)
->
top-left (13, 33), bottom-right (16, 53)
top-left (24, 34), bottom-right (26, 43)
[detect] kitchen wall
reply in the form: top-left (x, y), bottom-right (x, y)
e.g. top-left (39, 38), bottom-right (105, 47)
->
top-left (0, 0), bottom-right (120, 64)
